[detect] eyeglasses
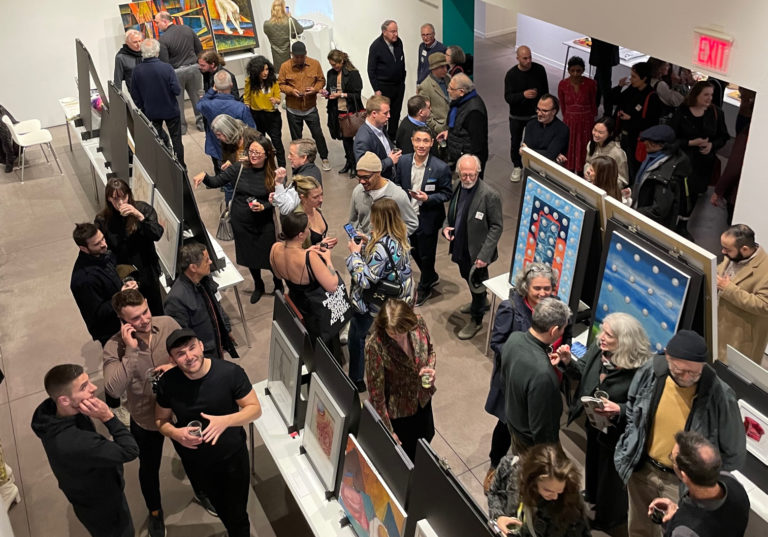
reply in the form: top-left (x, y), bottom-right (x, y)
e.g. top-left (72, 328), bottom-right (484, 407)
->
top-left (357, 173), bottom-right (375, 181)
top-left (421, 32), bottom-right (434, 37)
top-left (537, 107), bottom-right (555, 113)
top-left (667, 362), bottom-right (703, 379)
top-left (459, 173), bottom-right (477, 179)
top-left (248, 150), bottom-right (265, 157)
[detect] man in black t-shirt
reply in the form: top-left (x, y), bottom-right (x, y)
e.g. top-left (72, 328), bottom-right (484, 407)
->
top-left (156, 329), bottom-right (262, 537)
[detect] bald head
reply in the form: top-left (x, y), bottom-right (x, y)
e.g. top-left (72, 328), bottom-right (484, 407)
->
top-left (517, 46), bottom-right (532, 71)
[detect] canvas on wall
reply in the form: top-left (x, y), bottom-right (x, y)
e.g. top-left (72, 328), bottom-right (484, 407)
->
top-left (267, 321), bottom-right (301, 427)
top-left (153, 192), bottom-right (180, 278)
top-left (131, 158), bottom-right (154, 208)
top-left (302, 372), bottom-right (346, 492)
top-left (205, 0), bottom-right (258, 53)
top-left (119, 1), bottom-right (214, 51)
top-left (339, 435), bottom-right (407, 537)
top-left (592, 226), bottom-right (692, 352)
top-left (510, 175), bottom-right (587, 304)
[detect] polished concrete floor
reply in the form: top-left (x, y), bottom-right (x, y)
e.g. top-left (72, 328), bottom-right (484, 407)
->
top-left (0, 32), bottom-right (758, 537)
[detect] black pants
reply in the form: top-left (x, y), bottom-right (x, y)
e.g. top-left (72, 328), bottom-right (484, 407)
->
top-left (180, 444), bottom-right (251, 537)
top-left (251, 109), bottom-right (286, 167)
top-left (391, 399), bottom-right (435, 462)
top-left (151, 117), bottom-right (184, 167)
top-left (379, 83), bottom-right (405, 140)
top-left (489, 419), bottom-right (512, 468)
top-left (594, 66), bottom-right (615, 115)
top-left (342, 137), bottom-right (355, 170)
top-left (508, 117), bottom-right (530, 168)
top-left (137, 270), bottom-right (164, 317)
top-left (73, 492), bottom-right (134, 537)
top-left (458, 259), bottom-right (488, 323)
top-left (130, 420), bottom-right (165, 512)
top-left (248, 267), bottom-right (283, 293)
top-left (410, 229), bottom-right (439, 293)
top-left (286, 109), bottom-right (328, 159)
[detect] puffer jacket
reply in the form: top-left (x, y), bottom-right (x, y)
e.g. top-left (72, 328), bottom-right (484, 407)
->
top-left (614, 354), bottom-right (746, 483)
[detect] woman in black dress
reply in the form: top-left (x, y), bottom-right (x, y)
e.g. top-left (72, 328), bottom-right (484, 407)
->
top-left (324, 49), bottom-right (363, 177)
top-left (557, 312), bottom-right (652, 535)
top-left (194, 131), bottom-right (282, 304)
top-left (95, 178), bottom-right (164, 314)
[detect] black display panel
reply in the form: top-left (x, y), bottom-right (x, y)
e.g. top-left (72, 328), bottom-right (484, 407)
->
top-left (75, 38), bottom-right (108, 140)
top-left (357, 400), bottom-right (413, 507)
top-left (105, 82), bottom-right (130, 182)
top-left (274, 291), bottom-right (312, 370)
top-left (155, 144), bottom-right (184, 216)
top-left (180, 169), bottom-right (224, 273)
top-left (132, 109), bottom-right (160, 183)
top-left (405, 441), bottom-right (496, 537)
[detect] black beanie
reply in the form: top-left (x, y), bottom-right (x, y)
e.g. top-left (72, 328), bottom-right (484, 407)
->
top-left (665, 330), bottom-right (708, 362)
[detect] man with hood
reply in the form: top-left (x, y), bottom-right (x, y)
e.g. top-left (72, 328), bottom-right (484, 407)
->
top-left (114, 29), bottom-right (143, 93)
top-left (31, 364), bottom-right (138, 537)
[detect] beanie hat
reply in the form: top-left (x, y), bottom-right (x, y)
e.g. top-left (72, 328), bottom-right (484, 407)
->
top-left (665, 330), bottom-right (708, 362)
top-left (356, 151), bottom-right (383, 173)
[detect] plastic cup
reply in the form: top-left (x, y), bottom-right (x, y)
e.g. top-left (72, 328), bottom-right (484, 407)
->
top-left (187, 420), bottom-right (203, 437)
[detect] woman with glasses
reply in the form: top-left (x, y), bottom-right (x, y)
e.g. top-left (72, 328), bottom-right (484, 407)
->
top-left (556, 313), bottom-right (651, 535)
top-left (194, 131), bottom-right (283, 303)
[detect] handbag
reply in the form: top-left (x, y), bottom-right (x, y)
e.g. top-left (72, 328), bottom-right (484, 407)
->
top-left (303, 251), bottom-right (354, 341)
top-left (361, 241), bottom-right (403, 310)
top-left (339, 96), bottom-right (366, 138)
top-left (215, 164), bottom-right (244, 242)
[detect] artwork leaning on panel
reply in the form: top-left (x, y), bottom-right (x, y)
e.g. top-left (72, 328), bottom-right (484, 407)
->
top-left (119, 1), bottom-right (214, 50)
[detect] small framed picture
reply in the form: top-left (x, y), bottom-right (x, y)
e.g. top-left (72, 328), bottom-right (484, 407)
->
top-left (302, 373), bottom-right (347, 492)
top-left (267, 321), bottom-right (302, 429)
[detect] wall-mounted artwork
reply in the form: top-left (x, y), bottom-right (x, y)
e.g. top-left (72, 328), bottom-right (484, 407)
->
top-left (267, 321), bottom-right (302, 429)
top-left (153, 192), bottom-right (180, 278)
top-left (119, 1), bottom-right (214, 51)
top-left (205, 0), bottom-right (259, 53)
top-left (302, 372), bottom-right (347, 492)
top-left (592, 221), bottom-right (703, 352)
top-left (738, 399), bottom-right (768, 466)
top-left (339, 435), bottom-right (407, 537)
top-left (510, 174), bottom-right (596, 308)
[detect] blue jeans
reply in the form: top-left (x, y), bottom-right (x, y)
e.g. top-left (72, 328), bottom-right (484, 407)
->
top-left (348, 310), bottom-right (374, 382)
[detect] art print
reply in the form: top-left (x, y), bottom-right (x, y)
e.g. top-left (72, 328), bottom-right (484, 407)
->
top-left (152, 192), bottom-right (180, 278)
top-left (738, 399), bottom-right (768, 466)
top-left (205, 0), bottom-right (259, 53)
top-left (267, 321), bottom-right (300, 427)
top-left (302, 373), bottom-right (346, 491)
top-left (131, 157), bottom-right (154, 208)
top-left (119, 1), bottom-right (214, 50)
top-left (511, 175), bottom-right (587, 303)
top-left (339, 435), bottom-right (407, 537)
top-left (593, 228), bottom-right (691, 352)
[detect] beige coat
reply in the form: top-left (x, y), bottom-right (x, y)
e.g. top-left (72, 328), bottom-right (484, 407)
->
top-left (717, 246), bottom-right (768, 364)
top-left (417, 73), bottom-right (450, 134)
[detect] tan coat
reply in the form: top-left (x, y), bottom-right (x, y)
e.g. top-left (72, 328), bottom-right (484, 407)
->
top-left (417, 73), bottom-right (450, 134)
top-left (717, 246), bottom-right (768, 363)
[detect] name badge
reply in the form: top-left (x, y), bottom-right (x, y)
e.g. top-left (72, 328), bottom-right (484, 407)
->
top-left (422, 49), bottom-right (427, 57)
top-left (635, 104), bottom-right (643, 112)
top-left (475, 211), bottom-right (484, 220)
top-left (425, 184), bottom-right (436, 192)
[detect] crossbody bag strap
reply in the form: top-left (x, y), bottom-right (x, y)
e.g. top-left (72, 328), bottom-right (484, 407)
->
top-left (378, 239), bottom-right (402, 285)
top-left (288, 17), bottom-right (297, 39)
top-left (228, 164), bottom-right (245, 211)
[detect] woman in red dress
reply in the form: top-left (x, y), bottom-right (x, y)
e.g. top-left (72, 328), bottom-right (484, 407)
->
top-left (558, 56), bottom-right (597, 174)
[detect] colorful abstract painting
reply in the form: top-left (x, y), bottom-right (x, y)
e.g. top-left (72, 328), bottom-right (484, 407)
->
top-left (511, 175), bottom-right (587, 303)
top-left (339, 435), bottom-right (407, 537)
top-left (592, 227), bottom-right (692, 352)
top-left (119, 1), bottom-right (214, 51)
top-left (205, 0), bottom-right (259, 53)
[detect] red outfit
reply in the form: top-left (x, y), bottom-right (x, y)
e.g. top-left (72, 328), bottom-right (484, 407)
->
top-left (558, 77), bottom-right (597, 173)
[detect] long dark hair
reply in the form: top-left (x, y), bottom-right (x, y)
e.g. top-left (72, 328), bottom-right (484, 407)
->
top-left (587, 116), bottom-right (617, 156)
top-left (246, 55), bottom-right (277, 92)
top-left (97, 178), bottom-right (139, 235)
top-left (327, 49), bottom-right (357, 71)
top-left (243, 130), bottom-right (277, 192)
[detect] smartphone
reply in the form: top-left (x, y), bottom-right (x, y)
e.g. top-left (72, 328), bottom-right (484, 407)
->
top-left (120, 320), bottom-right (138, 339)
top-left (344, 223), bottom-right (357, 240)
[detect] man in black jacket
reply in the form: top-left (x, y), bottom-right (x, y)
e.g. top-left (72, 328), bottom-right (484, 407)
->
top-left (522, 94), bottom-right (569, 167)
top-left (114, 30), bottom-right (143, 93)
top-left (31, 364), bottom-right (139, 537)
top-left (164, 242), bottom-right (237, 361)
top-left (368, 20), bottom-right (406, 140)
top-left (395, 94), bottom-right (432, 155)
top-left (436, 74), bottom-right (488, 176)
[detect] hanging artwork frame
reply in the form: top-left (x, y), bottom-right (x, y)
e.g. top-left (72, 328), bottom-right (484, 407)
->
top-left (267, 321), bottom-right (302, 431)
top-left (204, 0), bottom-right (259, 54)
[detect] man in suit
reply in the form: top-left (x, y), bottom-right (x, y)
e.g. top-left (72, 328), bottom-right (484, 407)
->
top-left (394, 126), bottom-right (452, 306)
top-left (442, 155), bottom-right (503, 339)
top-left (417, 52), bottom-right (451, 136)
top-left (717, 223), bottom-right (768, 364)
top-left (353, 95), bottom-right (402, 179)
top-left (368, 20), bottom-right (406, 140)
top-left (395, 94), bottom-right (432, 154)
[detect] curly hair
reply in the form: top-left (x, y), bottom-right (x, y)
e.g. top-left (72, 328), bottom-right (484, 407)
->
top-left (513, 262), bottom-right (558, 298)
top-left (519, 444), bottom-right (584, 532)
top-left (246, 55), bottom-right (277, 91)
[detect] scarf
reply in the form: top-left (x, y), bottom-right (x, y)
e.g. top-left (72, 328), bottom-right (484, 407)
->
top-left (447, 89), bottom-right (478, 129)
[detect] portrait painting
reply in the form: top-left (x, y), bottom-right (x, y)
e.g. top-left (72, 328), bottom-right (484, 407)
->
top-left (302, 373), bottom-right (346, 492)
top-left (339, 435), bottom-right (407, 537)
top-left (267, 321), bottom-right (301, 428)
top-left (205, 0), bottom-right (259, 53)
top-left (119, 1), bottom-right (214, 50)
top-left (511, 174), bottom-right (591, 305)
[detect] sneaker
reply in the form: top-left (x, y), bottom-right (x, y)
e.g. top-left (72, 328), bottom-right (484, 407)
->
top-left (147, 510), bottom-right (166, 537)
top-left (509, 167), bottom-right (522, 183)
top-left (414, 289), bottom-right (431, 307)
top-left (321, 159), bottom-right (332, 171)
top-left (196, 118), bottom-right (205, 132)
top-left (194, 494), bottom-right (218, 517)
top-left (458, 298), bottom-right (490, 315)
top-left (112, 406), bottom-right (131, 427)
top-left (483, 467), bottom-right (496, 493)
top-left (458, 319), bottom-right (482, 340)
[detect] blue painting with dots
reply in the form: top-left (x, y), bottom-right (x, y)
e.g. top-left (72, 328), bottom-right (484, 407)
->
top-left (511, 175), bottom-right (588, 305)
top-left (593, 227), bottom-right (692, 352)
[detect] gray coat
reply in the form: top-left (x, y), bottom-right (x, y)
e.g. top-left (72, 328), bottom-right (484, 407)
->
top-left (348, 180), bottom-right (418, 236)
top-left (445, 180), bottom-right (503, 264)
top-left (614, 355), bottom-right (746, 484)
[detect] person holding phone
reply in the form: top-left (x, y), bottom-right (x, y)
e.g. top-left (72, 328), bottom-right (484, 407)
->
top-left (555, 313), bottom-right (652, 534)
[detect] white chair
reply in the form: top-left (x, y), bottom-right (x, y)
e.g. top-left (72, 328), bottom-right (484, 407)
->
top-left (1, 115), bottom-right (63, 183)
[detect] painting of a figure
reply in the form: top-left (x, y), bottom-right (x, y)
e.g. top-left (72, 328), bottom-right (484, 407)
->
top-left (302, 373), bottom-right (346, 492)
top-left (592, 224), bottom-right (701, 352)
top-left (119, 1), bottom-right (214, 51)
top-left (511, 175), bottom-right (589, 305)
top-left (339, 435), bottom-right (406, 537)
top-left (205, 0), bottom-right (259, 53)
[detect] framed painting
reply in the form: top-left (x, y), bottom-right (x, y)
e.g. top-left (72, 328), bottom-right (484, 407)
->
top-left (267, 321), bottom-right (302, 430)
top-left (738, 399), bottom-right (768, 466)
top-left (339, 435), bottom-right (407, 537)
top-left (302, 372), bottom-right (347, 492)
top-left (510, 173), bottom-right (597, 309)
top-left (591, 220), bottom-right (704, 352)
top-left (131, 157), bottom-right (154, 207)
top-left (415, 519), bottom-right (439, 537)
top-left (205, 0), bottom-right (259, 54)
top-left (153, 192), bottom-right (180, 278)
top-left (119, 1), bottom-right (214, 51)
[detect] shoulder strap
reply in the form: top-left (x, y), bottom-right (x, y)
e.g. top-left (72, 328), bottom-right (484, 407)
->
top-left (228, 164), bottom-right (245, 210)
top-left (641, 90), bottom-right (655, 119)
top-left (288, 17), bottom-right (297, 39)
top-left (305, 249), bottom-right (328, 283)
top-left (377, 239), bottom-right (402, 284)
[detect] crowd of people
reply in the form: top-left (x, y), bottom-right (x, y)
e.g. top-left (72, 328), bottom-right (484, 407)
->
top-left (32, 4), bottom-right (765, 537)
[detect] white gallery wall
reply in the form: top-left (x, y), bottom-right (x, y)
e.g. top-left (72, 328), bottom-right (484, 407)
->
top-left (0, 0), bottom-right (441, 129)
top-left (511, 0), bottom-right (768, 244)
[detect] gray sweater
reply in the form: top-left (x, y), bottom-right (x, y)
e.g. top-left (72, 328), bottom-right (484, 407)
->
top-left (348, 180), bottom-right (418, 236)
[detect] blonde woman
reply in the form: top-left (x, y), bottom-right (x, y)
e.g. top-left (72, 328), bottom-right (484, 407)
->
top-left (262, 0), bottom-right (303, 70)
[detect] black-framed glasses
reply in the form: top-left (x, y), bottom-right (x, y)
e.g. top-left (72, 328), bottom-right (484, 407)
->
top-left (357, 173), bottom-right (375, 181)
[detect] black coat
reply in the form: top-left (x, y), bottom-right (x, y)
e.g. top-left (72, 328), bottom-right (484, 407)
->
top-left (204, 164), bottom-right (275, 269)
top-left (113, 45), bottom-right (142, 93)
top-left (325, 67), bottom-right (363, 140)
top-left (367, 35), bottom-right (406, 90)
top-left (445, 92), bottom-right (489, 166)
top-left (70, 251), bottom-right (123, 345)
top-left (394, 153), bottom-right (452, 235)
